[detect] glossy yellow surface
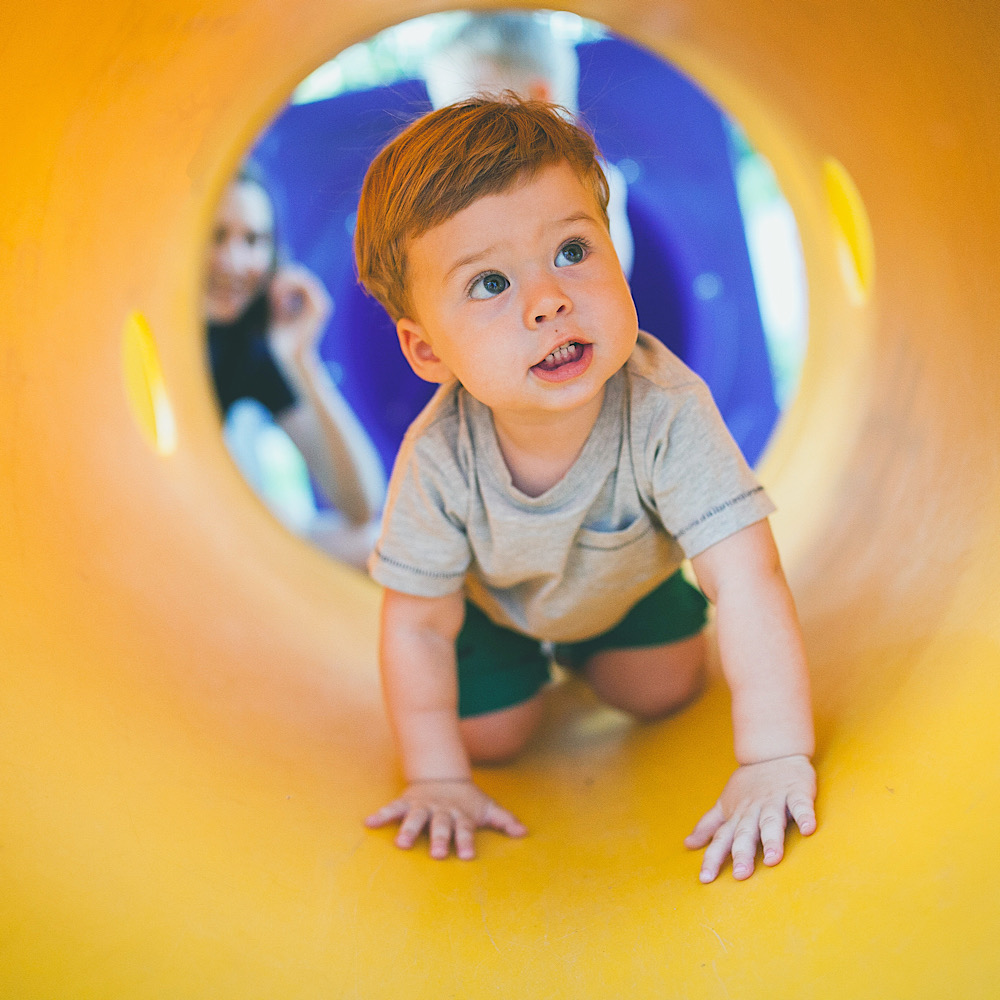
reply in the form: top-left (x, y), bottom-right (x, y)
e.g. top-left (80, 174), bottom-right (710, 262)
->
top-left (122, 311), bottom-right (178, 455)
top-left (2, 1), bottom-right (998, 996)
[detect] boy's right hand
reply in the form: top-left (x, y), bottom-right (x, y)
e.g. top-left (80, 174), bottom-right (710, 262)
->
top-left (365, 779), bottom-right (527, 860)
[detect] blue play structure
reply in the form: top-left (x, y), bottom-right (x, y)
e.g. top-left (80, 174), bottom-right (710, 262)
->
top-left (249, 35), bottom-right (778, 478)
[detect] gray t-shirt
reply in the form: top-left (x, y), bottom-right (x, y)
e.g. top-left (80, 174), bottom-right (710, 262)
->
top-left (370, 332), bottom-right (775, 643)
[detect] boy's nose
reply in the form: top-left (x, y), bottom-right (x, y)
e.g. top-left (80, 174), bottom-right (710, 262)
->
top-left (524, 276), bottom-right (572, 328)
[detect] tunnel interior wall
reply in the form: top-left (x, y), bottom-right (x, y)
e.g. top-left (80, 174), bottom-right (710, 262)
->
top-left (2, 1), bottom-right (999, 996)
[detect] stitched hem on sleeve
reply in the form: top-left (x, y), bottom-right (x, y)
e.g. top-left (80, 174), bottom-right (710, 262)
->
top-left (368, 550), bottom-right (466, 597)
top-left (674, 488), bottom-right (776, 558)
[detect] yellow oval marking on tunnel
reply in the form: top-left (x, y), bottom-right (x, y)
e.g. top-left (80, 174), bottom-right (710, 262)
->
top-left (824, 157), bottom-right (874, 305)
top-left (122, 310), bottom-right (178, 455)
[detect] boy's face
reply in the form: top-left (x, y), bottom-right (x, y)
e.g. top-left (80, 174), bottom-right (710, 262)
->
top-left (396, 161), bottom-right (638, 424)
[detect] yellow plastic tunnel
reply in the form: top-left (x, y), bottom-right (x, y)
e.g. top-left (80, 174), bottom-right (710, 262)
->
top-left (3, 1), bottom-right (998, 996)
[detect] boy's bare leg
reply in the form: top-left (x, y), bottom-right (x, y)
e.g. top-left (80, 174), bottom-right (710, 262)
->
top-left (459, 693), bottom-right (547, 764)
top-left (582, 632), bottom-right (707, 721)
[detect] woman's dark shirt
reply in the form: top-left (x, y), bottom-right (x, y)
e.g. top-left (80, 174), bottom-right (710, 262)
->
top-left (207, 293), bottom-right (296, 417)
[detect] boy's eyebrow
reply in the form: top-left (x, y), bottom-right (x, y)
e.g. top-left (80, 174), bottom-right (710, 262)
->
top-left (441, 212), bottom-right (601, 284)
top-left (558, 211), bottom-right (599, 228)
top-left (443, 246), bottom-right (499, 284)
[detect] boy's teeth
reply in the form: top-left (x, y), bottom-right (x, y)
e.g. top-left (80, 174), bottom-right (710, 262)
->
top-left (545, 342), bottom-right (577, 364)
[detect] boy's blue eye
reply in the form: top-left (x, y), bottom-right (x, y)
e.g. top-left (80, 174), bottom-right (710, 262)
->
top-left (469, 272), bottom-right (510, 300)
top-left (555, 240), bottom-right (587, 267)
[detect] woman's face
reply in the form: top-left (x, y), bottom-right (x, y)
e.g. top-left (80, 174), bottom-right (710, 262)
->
top-left (204, 180), bottom-right (276, 324)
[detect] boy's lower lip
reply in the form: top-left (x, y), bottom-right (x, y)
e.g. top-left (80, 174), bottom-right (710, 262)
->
top-left (530, 342), bottom-right (593, 383)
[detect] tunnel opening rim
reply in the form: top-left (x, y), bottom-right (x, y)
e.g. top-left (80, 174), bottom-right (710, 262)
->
top-left (187, 3), bottom-right (873, 565)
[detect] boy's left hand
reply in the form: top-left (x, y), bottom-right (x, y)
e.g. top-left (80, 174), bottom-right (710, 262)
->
top-left (685, 754), bottom-right (817, 883)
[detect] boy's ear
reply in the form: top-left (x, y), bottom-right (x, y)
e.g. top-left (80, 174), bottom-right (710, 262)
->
top-left (396, 317), bottom-right (453, 384)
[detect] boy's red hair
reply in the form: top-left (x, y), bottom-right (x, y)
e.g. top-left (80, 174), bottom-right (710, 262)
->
top-left (354, 95), bottom-right (610, 322)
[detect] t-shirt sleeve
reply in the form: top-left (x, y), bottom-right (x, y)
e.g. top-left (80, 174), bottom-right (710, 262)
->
top-left (368, 430), bottom-right (471, 597)
top-left (649, 379), bottom-right (776, 558)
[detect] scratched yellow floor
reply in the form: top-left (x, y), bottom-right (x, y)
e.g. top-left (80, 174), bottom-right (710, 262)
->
top-left (2, 1), bottom-right (998, 996)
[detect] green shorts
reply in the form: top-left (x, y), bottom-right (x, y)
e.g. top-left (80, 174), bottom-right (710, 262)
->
top-left (455, 570), bottom-right (709, 718)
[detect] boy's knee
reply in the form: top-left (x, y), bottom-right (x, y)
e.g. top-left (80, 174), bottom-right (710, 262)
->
top-left (459, 695), bottom-right (545, 764)
top-left (629, 658), bottom-right (707, 723)
top-left (586, 633), bottom-right (708, 722)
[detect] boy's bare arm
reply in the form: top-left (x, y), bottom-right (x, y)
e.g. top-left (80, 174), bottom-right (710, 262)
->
top-left (687, 519), bottom-right (817, 882)
top-left (364, 588), bottom-right (527, 859)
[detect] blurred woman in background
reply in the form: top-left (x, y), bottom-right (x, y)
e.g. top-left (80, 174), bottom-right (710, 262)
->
top-left (205, 168), bottom-right (385, 569)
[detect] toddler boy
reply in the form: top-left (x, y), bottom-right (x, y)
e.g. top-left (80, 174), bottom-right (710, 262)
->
top-left (356, 97), bottom-right (816, 882)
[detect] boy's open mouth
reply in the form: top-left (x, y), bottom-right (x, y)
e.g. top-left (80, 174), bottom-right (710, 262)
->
top-left (531, 341), bottom-right (593, 382)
